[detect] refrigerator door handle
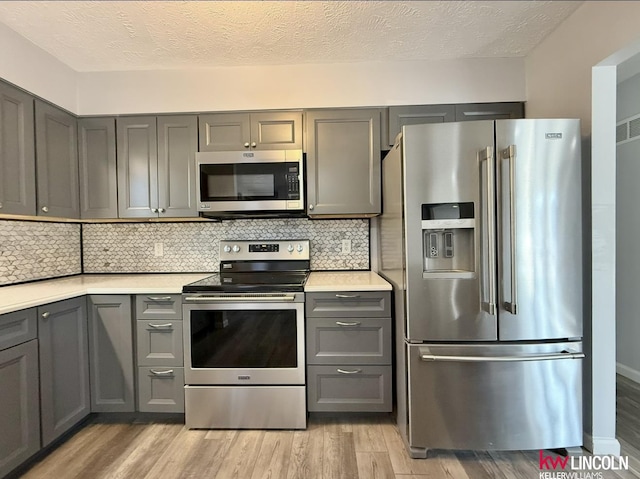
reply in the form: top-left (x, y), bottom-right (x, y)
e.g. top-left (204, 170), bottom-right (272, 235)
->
top-left (419, 348), bottom-right (584, 363)
top-left (480, 146), bottom-right (497, 316)
top-left (501, 145), bottom-right (518, 315)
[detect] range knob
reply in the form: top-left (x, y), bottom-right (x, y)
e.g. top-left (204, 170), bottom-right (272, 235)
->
top-left (296, 244), bottom-right (304, 252)
top-left (287, 244), bottom-right (294, 253)
top-left (223, 245), bottom-right (231, 253)
top-left (232, 245), bottom-right (241, 253)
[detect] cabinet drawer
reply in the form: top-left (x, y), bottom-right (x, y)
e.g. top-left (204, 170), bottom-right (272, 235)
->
top-left (137, 366), bottom-right (184, 413)
top-left (306, 317), bottom-right (391, 365)
top-left (135, 295), bottom-right (182, 320)
top-left (306, 291), bottom-right (390, 317)
top-left (0, 308), bottom-right (37, 351)
top-left (136, 320), bottom-right (184, 366)
top-left (307, 365), bottom-right (392, 412)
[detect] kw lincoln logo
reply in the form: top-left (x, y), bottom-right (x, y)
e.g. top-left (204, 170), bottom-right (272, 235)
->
top-left (538, 450), bottom-right (629, 479)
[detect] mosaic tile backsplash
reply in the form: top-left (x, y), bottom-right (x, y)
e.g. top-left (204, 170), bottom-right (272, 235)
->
top-left (0, 220), bottom-right (82, 286)
top-left (82, 219), bottom-right (369, 273)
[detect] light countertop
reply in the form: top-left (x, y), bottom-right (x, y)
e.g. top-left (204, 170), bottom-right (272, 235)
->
top-left (305, 271), bottom-right (391, 292)
top-left (0, 274), bottom-right (210, 315)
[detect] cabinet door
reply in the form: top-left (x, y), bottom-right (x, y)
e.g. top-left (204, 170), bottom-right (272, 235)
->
top-left (0, 82), bottom-right (35, 216)
top-left (0, 340), bottom-right (40, 478)
top-left (116, 116), bottom-right (158, 218)
top-left (250, 111), bottom-right (302, 150)
top-left (388, 105), bottom-right (455, 146)
top-left (78, 117), bottom-right (118, 219)
top-left (454, 102), bottom-right (524, 122)
top-left (198, 113), bottom-right (250, 151)
top-left (34, 100), bottom-right (79, 218)
top-left (157, 115), bottom-right (198, 217)
top-left (306, 109), bottom-right (382, 216)
top-left (87, 295), bottom-right (134, 413)
top-left (38, 297), bottom-right (90, 447)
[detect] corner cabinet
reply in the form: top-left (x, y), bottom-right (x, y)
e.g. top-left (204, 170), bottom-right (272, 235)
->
top-left (305, 109), bottom-right (382, 217)
top-left (38, 297), bottom-right (90, 447)
top-left (117, 115), bottom-right (198, 218)
top-left (34, 100), bottom-right (80, 219)
top-left (78, 117), bottom-right (118, 219)
top-left (199, 111), bottom-right (302, 151)
top-left (387, 104), bottom-right (456, 146)
top-left (0, 81), bottom-right (36, 216)
top-left (454, 102), bottom-right (524, 121)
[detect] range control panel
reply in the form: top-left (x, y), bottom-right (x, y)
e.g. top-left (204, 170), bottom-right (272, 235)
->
top-left (220, 240), bottom-right (310, 261)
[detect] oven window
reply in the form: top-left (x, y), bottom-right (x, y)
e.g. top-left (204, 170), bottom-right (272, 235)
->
top-left (190, 309), bottom-right (298, 368)
top-left (200, 162), bottom-right (299, 201)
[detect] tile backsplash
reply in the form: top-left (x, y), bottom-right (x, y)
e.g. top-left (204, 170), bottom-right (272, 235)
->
top-left (0, 220), bottom-right (82, 286)
top-left (82, 218), bottom-right (369, 273)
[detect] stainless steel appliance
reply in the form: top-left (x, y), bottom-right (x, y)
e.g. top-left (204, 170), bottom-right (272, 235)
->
top-left (379, 119), bottom-right (584, 457)
top-left (182, 240), bottom-right (309, 429)
top-left (196, 150), bottom-right (304, 215)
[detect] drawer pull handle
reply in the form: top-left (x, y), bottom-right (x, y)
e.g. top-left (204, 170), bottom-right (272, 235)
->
top-left (148, 323), bottom-right (173, 329)
top-left (337, 368), bottom-right (362, 375)
top-left (147, 296), bottom-right (173, 301)
top-left (335, 321), bottom-right (361, 327)
top-left (150, 369), bottom-right (174, 376)
top-left (335, 294), bottom-right (360, 299)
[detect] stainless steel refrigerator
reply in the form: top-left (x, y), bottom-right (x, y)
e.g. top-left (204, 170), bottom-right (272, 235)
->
top-left (379, 119), bottom-right (584, 458)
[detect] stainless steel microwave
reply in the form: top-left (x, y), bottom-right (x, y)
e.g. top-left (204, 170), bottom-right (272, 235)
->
top-left (196, 150), bottom-right (304, 215)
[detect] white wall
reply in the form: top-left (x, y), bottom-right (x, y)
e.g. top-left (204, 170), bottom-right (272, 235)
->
top-left (76, 58), bottom-right (525, 115)
top-left (526, 0), bottom-right (640, 456)
top-left (0, 23), bottom-right (77, 112)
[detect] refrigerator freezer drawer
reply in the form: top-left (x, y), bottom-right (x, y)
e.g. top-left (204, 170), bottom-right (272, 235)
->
top-left (407, 342), bottom-right (583, 451)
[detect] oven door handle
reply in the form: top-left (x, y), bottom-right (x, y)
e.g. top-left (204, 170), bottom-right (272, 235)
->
top-left (183, 295), bottom-right (296, 302)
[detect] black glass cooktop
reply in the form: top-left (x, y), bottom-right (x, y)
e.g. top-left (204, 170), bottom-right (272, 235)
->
top-left (182, 271), bottom-right (309, 293)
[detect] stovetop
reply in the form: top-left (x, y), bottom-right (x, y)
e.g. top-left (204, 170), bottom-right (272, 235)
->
top-left (182, 271), bottom-right (309, 293)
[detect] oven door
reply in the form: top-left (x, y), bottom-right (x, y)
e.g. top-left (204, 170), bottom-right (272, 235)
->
top-left (183, 297), bottom-right (305, 385)
top-left (196, 150), bottom-right (303, 213)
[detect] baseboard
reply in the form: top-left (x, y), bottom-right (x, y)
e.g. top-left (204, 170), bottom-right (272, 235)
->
top-left (583, 433), bottom-right (621, 456)
top-left (616, 362), bottom-right (640, 383)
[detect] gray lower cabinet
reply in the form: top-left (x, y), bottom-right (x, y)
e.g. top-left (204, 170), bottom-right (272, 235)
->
top-left (0, 81), bottom-right (35, 216)
top-left (305, 109), bottom-right (382, 217)
top-left (306, 291), bottom-right (392, 412)
top-left (38, 297), bottom-right (90, 447)
top-left (87, 295), bottom-right (135, 412)
top-left (388, 104), bottom-right (456, 146)
top-left (34, 100), bottom-right (80, 219)
top-left (454, 102), bottom-right (524, 121)
top-left (78, 117), bottom-right (118, 219)
top-left (134, 295), bottom-right (184, 413)
top-left (117, 115), bottom-right (198, 218)
top-left (0, 307), bottom-right (39, 479)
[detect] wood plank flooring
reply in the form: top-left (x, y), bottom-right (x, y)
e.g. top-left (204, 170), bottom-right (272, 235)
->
top-left (16, 376), bottom-right (640, 479)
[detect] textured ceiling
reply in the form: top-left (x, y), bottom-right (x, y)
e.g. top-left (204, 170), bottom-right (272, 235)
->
top-left (0, 1), bottom-right (583, 72)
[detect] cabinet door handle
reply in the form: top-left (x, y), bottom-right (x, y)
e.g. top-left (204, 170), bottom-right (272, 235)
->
top-left (308, 204), bottom-right (314, 210)
top-left (151, 208), bottom-right (158, 213)
top-left (41, 311), bottom-right (50, 319)
top-left (337, 368), bottom-right (362, 375)
top-left (148, 323), bottom-right (173, 329)
top-left (244, 142), bottom-right (250, 148)
top-left (335, 321), bottom-right (361, 327)
top-left (335, 294), bottom-right (360, 299)
top-left (159, 208), bottom-right (166, 213)
top-left (149, 369), bottom-right (174, 376)
top-left (147, 296), bottom-right (172, 301)
top-left (251, 142), bottom-right (257, 148)
top-left (41, 206), bottom-right (49, 213)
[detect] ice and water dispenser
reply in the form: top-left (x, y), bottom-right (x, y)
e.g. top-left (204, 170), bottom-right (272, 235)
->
top-left (421, 202), bottom-right (475, 279)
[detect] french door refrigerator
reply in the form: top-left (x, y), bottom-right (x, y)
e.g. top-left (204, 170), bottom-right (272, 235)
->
top-left (379, 119), bottom-right (584, 458)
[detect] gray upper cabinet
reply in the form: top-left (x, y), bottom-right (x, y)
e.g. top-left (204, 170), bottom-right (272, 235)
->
top-left (117, 115), bottom-right (198, 218)
top-left (388, 104), bottom-right (456, 146)
top-left (199, 111), bottom-right (302, 151)
top-left (35, 100), bottom-right (79, 218)
top-left (0, 81), bottom-right (35, 216)
top-left (305, 108), bottom-right (382, 217)
top-left (38, 297), bottom-right (90, 447)
top-left (87, 295), bottom-right (134, 413)
top-left (454, 102), bottom-right (524, 121)
top-left (78, 117), bottom-right (118, 219)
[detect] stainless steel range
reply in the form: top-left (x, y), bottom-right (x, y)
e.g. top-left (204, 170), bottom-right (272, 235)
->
top-left (182, 240), bottom-right (309, 429)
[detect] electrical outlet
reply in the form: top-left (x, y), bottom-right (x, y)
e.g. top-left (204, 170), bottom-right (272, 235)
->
top-left (154, 242), bottom-right (164, 257)
top-left (341, 239), bottom-right (352, 254)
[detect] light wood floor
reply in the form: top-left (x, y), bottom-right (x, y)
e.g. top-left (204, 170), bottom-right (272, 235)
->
top-left (17, 377), bottom-right (640, 479)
